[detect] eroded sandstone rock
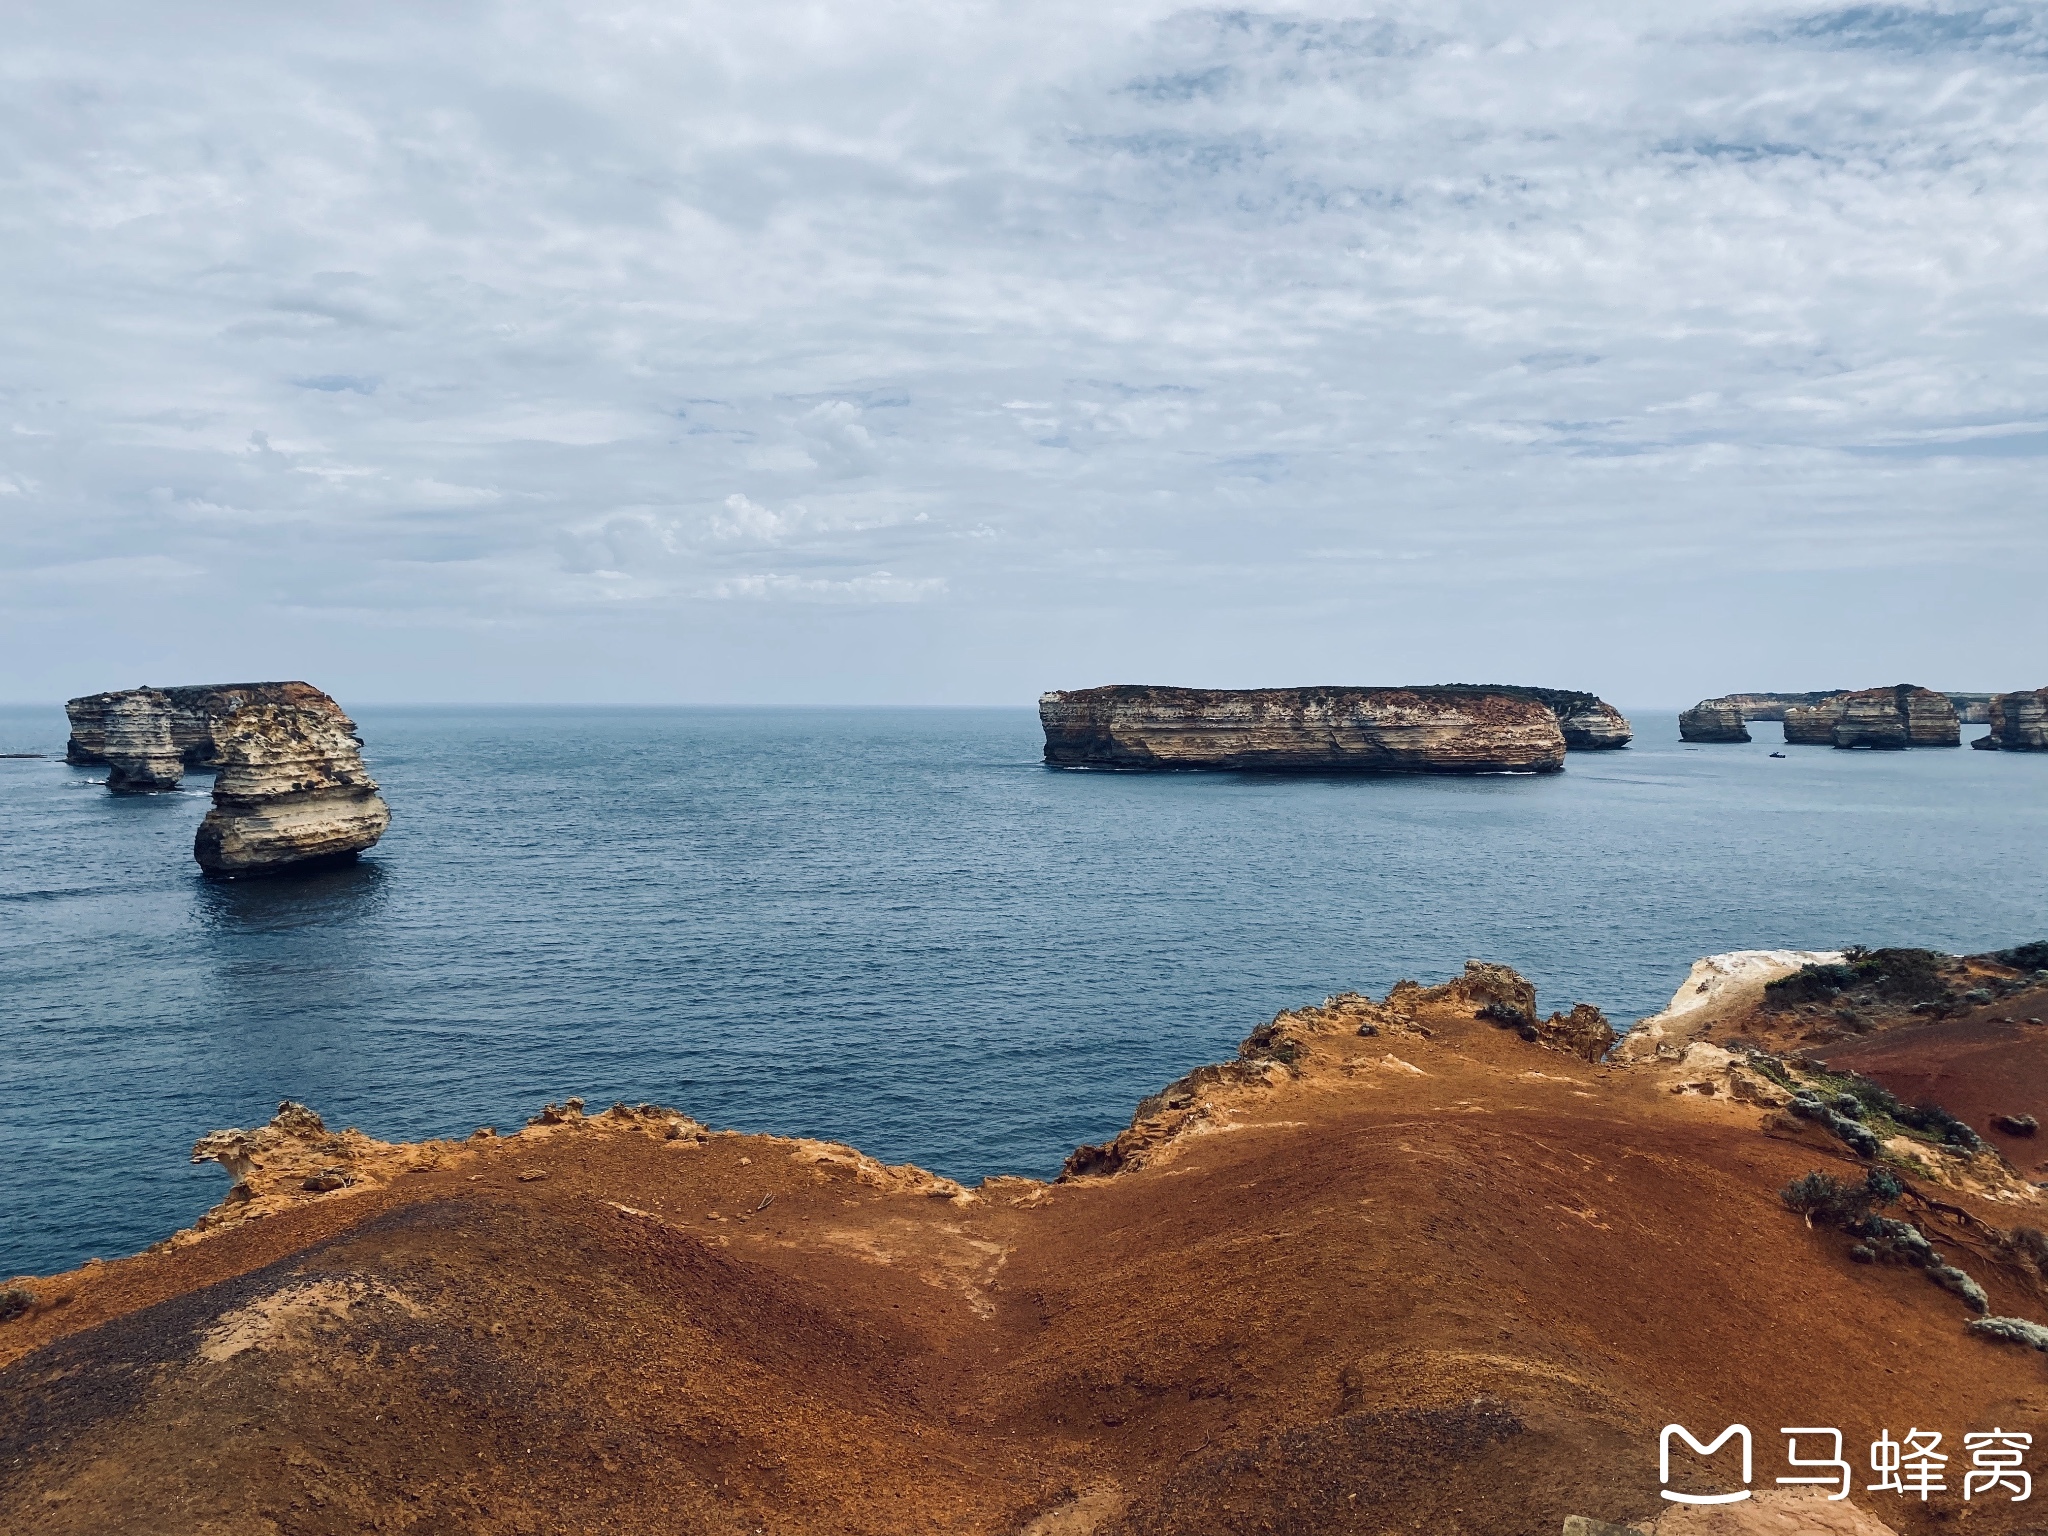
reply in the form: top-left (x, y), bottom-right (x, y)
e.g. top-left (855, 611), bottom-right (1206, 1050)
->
top-left (1038, 685), bottom-right (1568, 773)
top-left (99, 689), bottom-right (185, 793)
top-left (1678, 700), bottom-right (1750, 743)
top-left (67, 682), bottom-right (347, 768)
top-left (193, 703), bottom-right (391, 877)
top-left (1832, 684), bottom-right (1959, 749)
top-left (1972, 687), bottom-right (2048, 751)
top-left (1782, 696), bottom-right (1847, 744)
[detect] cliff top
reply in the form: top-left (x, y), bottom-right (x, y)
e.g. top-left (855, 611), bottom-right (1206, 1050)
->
top-left (6, 954), bottom-right (2047, 1535)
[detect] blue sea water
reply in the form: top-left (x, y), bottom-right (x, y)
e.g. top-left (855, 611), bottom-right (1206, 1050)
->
top-left (2, 704), bottom-right (2045, 1279)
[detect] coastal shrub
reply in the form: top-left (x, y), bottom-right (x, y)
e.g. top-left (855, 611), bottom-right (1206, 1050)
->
top-left (1896, 1101), bottom-right (1984, 1153)
top-left (1858, 1214), bottom-right (1936, 1265)
top-left (1991, 941), bottom-right (2048, 972)
top-left (1788, 1094), bottom-right (1882, 1156)
top-left (1961, 989), bottom-right (1994, 1006)
top-left (0, 1286), bottom-right (33, 1323)
top-left (1929, 1263), bottom-right (1990, 1314)
top-left (1764, 948), bottom-right (1950, 1009)
top-left (1972, 1316), bottom-right (2048, 1353)
top-left (1781, 1169), bottom-right (1901, 1228)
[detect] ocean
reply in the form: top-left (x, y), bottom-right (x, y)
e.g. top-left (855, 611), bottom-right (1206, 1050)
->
top-left (3, 704), bottom-right (2044, 1278)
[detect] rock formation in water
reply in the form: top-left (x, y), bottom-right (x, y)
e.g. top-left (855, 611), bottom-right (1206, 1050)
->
top-left (1692, 688), bottom-right (1989, 747)
top-left (192, 703), bottom-right (391, 877)
top-left (1831, 684), bottom-right (1960, 748)
top-left (1703, 690), bottom-right (1850, 722)
top-left (1972, 687), bottom-right (2048, 751)
top-left (66, 682), bottom-right (345, 769)
top-left (1452, 686), bottom-right (1631, 749)
top-left (1677, 698), bottom-right (1750, 742)
top-left (1782, 696), bottom-right (1847, 744)
top-left (1038, 685), bottom-right (1569, 773)
top-left (98, 688), bottom-right (187, 792)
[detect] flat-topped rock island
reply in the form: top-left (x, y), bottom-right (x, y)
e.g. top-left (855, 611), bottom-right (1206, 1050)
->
top-left (1038, 684), bottom-right (1632, 773)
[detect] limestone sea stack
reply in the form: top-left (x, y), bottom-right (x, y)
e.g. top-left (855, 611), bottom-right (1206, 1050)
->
top-left (1973, 687), bottom-right (2048, 751)
top-left (1703, 690), bottom-right (1849, 722)
top-left (1782, 695), bottom-right (1848, 744)
top-left (100, 689), bottom-right (186, 792)
top-left (1677, 698), bottom-right (1749, 743)
top-left (193, 703), bottom-right (391, 877)
top-left (1039, 685), bottom-right (1568, 773)
top-left (1832, 683), bottom-right (1960, 749)
top-left (1495, 687), bottom-right (1631, 749)
top-left (66, 682), bottom-right (345, 769)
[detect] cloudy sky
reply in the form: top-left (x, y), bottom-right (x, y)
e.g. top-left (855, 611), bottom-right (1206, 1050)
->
top-left (4, 1), bottom-right (2044, 705)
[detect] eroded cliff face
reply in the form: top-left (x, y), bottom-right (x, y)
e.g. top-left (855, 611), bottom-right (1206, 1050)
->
top-left (193, 703), bottom-right (391, 877)
top-left (1833, 684), bottom-right (1959, 749)
top-left (98, 689), bottom-right (186, 792)
top-left (1705, 690), bottom-right (1849, 722)
top-left (1782, 697), bottom-right (1847, 744)
top-left (1677, 699), bottom-right (1749, 742)
top-left (1038, 685), bottom-right (1568, 773)
top-left (1972, 688), bottom-right (2048, 751)
top-left (66, 683), bottom-right (347, 769)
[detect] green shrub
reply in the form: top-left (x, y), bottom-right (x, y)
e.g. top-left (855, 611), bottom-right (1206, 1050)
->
top-left (1782, 1169), bottom-right (1902, 1227)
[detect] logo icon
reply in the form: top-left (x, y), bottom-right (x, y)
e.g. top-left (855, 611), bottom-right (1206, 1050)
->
top-left (1660, 1423), bottom-right (1753, 1505)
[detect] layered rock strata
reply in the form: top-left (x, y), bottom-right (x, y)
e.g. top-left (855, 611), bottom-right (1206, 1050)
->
top-left (1832, 684), bottom-right (1959, 749)
top-left (66, 682), bottom-right (345, 769)
top-left (99, 689), bottom-right (186, 793)
top-left (1038, 685), bottom-right (1568, 773)
top-left (1782, 697), bottom-right (1847, 744)
top-left (1677, 699), bottom-right (1749, 743)
top-left (1972, 688), bottom-right (2048, 751)
top-left (1705, 690), bottom-right (1850, 722)
top-left (192, 703), bottom-right (391, 877)
top-left (1482, 687), bottom-right (1631, 748)
top-left (1948, 693), bottom-right (1995, 725)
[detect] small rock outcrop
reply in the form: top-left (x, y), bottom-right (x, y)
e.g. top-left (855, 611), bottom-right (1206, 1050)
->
top-left (1039, 686), bottom-right (1569, 773)
top-left (1832, 684), bottom-right (1959, 749)
top-left (100, 688), bottom-right (186, 792)
top-left (1678, 699), bottom-right (1750, 743)
top-left (193, 703), bottom-right (391, 877)
top-left (67, 682), bottom-right (346, 769)
top-left (1972, 687), bottom-right (2048, 751)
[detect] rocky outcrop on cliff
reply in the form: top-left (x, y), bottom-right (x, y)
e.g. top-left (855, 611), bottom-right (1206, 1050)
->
top-left (1832, 684), bottom-right (1959, 748)
top-left (192, 703), bottom-right (390, 877)
top-left (1972, 688), bottom-right (2048, 751)
top-left (1038, 685), bottom-right (1568, 773)
top-left (98, 689), bottom-right (187, 792)
top-left (1678, 699), bottom-right (1749, 742)
top-left (66, 682), bottom-right (345, 769)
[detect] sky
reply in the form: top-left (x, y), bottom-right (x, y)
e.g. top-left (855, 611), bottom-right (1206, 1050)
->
top-left (3, 1), bottom-right (2045, 706)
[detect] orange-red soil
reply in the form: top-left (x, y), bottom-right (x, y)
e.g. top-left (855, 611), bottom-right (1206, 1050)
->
top-left (6, 965), bottom-right (2048, 1535)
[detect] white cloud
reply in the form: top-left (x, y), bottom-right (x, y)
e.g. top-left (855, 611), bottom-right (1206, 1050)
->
top-left (713, 571), bottom-right (947, 603)
top-left (713, 493), bottom-right (806, 542)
